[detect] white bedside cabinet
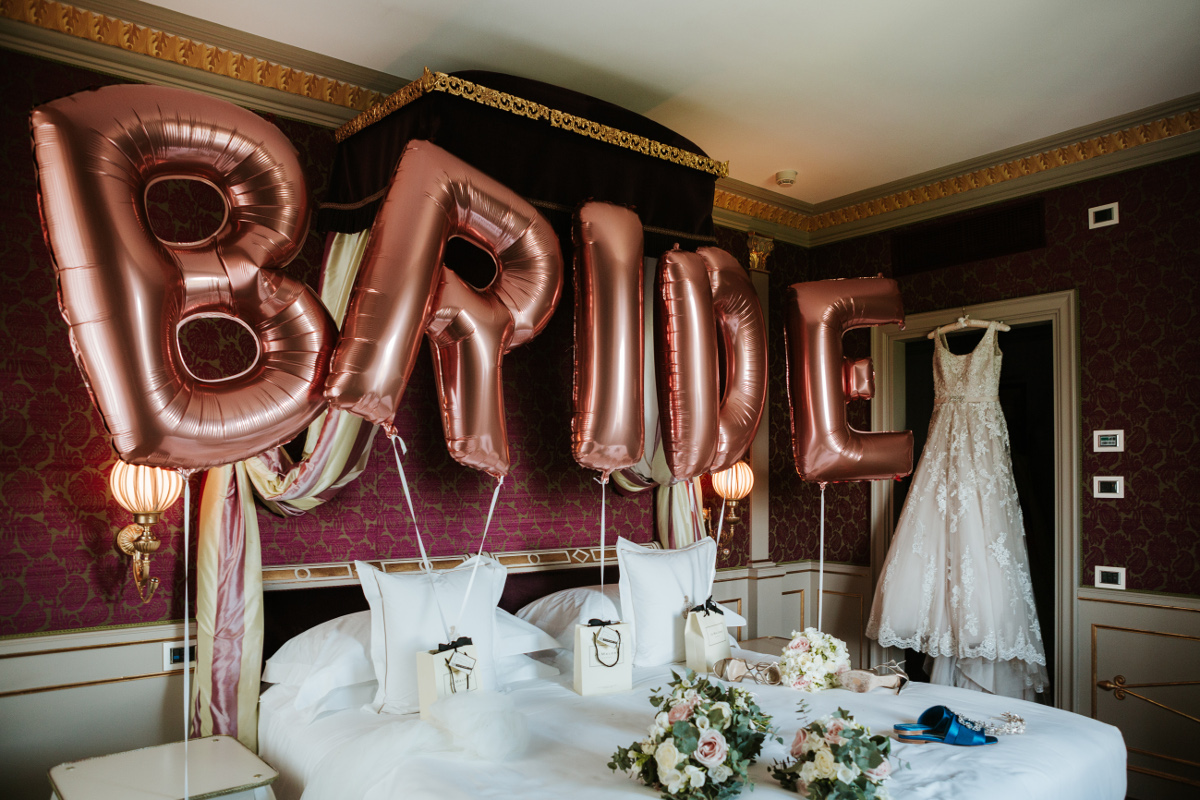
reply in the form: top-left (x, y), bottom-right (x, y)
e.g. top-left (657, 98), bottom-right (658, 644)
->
top-left (49, 735), bottom-right (277, 800)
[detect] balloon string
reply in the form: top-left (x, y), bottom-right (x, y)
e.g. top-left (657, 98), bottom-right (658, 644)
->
top-left (818, 481), bottom-right (827, 631)
top-left (454, 477), bottom-right (503, 638)
top-left (389, 434), bottom-right (451, 641)
top-left (178, 469), bottom-right (193, 800)
top-left (710, 497), bottom-right (726, 597)
top-left (595, 475), bottom-right (609, 593)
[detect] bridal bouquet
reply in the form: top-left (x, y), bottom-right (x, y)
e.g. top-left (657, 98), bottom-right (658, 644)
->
top-left (779, 628), bottom-right (850, 692)
top-left (770, 708), bottom-right (893, 799)
top-left (609, 669), bottom-right (776, 799)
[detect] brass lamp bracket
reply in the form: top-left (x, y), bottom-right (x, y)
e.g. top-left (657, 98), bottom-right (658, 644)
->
top-left (115, 523), bottom-right (160, 604)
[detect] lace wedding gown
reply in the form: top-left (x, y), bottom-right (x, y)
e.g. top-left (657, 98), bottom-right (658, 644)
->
top-left (866, 321), bottom-right (1049, 700)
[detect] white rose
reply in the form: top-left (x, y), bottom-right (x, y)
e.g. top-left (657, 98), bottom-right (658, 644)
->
top-left (799, 761), bottom-right (818, 784)
top-left (814, 748), bottom-right (837, 780)
top-left (655, 740), bottom-right (683, 773)
top-left (709, 701), bottom-right (733, 729)
top-left (836, 763), bottom-right (857, 784)
top-left (641, 738), bottom-right (657, 755)
top-left (660, 767), bottom-right (686, 794)
top-left (708, 764), bottom-right (733, 784)
top-left (684, 765), bottom-right (706, 789)
top-left (655, 712), bottom-right (670, 729)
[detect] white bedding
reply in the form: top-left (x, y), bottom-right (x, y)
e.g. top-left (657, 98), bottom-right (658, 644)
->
top-left (260, 649), bottom-right (1125, 800)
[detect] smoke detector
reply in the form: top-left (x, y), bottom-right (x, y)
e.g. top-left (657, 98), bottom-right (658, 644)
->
top-left (775, 170), bottom-right (798, 187)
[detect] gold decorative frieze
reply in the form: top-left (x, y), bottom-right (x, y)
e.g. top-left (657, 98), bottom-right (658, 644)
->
top-left (261, 543), bottom-right (653, 589)
top-left (716, 107), bottom-right (1200, 236)
top-left (0, 0), bottom-right (384, 111)
top-left (335, 68), bottom-right (730, 177)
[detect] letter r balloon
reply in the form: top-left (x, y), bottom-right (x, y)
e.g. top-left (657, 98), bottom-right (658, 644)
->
top-left (326, 141), bottom-right (563, 478)
top-left (31, 85), bottom-right (336, 470)
top-left (784, 277), bottom-right (913, 483)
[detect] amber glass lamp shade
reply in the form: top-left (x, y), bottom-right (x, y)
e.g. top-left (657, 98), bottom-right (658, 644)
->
top-left (710, 460), bottom-right (753, 527)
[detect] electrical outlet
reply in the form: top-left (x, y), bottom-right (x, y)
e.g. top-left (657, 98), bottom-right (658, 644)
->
top-left (163, 640), bottom-right (197, 671)
top-left (1094, 566), bottom-right (1126, 590)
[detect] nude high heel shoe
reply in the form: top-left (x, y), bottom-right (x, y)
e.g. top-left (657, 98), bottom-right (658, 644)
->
top-left (839, 660), bottom-right (909, 694)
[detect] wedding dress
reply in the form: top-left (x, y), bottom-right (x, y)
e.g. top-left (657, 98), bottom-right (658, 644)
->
top-left (866, 321), bottom-right (1049, 700)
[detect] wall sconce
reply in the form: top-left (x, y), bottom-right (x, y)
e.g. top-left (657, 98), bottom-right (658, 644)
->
top-left (706, 461), bottom-right (754, 555)
top-left (110, 461), bottom-right (184, 604)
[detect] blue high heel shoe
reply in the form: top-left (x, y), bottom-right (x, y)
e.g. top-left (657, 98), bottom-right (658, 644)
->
top-left (895, 705), bottom-right (998, 746)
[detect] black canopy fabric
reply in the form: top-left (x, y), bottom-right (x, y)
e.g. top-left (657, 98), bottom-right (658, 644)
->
top-left (317, 70), bottom-right (723, 256)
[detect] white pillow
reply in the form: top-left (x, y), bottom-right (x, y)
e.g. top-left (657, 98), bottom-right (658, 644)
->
top-left (495, 608), bottom-right (560, 656)
top-left (263, 610), bottom-right (374, 692)
top-left (356, 556), bottom-right (506, 714)
top-left (514, 584), bottom-right (622, 648)
top-left (494, 653), bottom-right (560, 684)
top-left (616, 536), bottom-right (717, 666)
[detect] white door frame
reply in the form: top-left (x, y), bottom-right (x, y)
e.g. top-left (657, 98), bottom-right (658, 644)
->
top-left (867, 289), bottom-right (1080, 710)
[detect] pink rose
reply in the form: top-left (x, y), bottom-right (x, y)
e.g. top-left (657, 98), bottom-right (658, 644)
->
top-left (792, 676), bottom-right (811, 690)
top-left (824, 719), bottom-right (846, 745)
top-left (694, 728), bottom-right (729, 769)
top-left (789, 728), bottom-right (809, 758)
top-left (789, 637), bottom-right (811, 652)
top-left (864, 759), bottom-right (892, 782)
top-left (668, 699), bottom-right (697, 724)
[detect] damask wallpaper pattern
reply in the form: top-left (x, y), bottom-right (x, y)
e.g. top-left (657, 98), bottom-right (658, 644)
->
top-left (780, 155), bottom-right (1200, 596)
top-left (2, 51), bottom-right (1194, 640)
top-left (0, 51), bottom-right (651, 637)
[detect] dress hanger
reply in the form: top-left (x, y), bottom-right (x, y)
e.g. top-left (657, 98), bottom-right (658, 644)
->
top-left (926, 312), bottom-right (1011, 339)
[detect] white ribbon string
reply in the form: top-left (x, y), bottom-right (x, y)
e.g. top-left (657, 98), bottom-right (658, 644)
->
top-left (389, 435), bottom-right (450, 640)
top-left (389, 434), bottom-right (502, 643)
top-left (454, 477), bottom-right (503, 637)
top-left (818, 481), bottom-right (827, 631)
top-left (709, 497), bottom-right (726, 597)
top-left (595, 475), bottom-right (608, 592)
top-left (178, 468), bottom-right (194, 800)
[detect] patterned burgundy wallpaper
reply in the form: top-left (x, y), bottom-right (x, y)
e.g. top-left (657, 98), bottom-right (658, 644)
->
top-left (0, 50), bottom-right (651, 637)
top-left (796, 155), bottom-right (1200, 596)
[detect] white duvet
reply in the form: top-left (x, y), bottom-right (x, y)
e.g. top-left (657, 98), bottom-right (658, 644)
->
top-left (259, 651), bottom-right (1125, 800)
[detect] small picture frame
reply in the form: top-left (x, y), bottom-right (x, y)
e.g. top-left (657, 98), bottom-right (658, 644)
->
top-left (1093, 429), bottom-right (1124, 452)
top-left (1093, 476), bottom-right (1124, 499)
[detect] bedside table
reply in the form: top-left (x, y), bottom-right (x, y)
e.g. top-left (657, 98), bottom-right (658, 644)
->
top-left (737, 636), bottom-right (789, 656)
top-left (49, 735), bottom-right (277, 800)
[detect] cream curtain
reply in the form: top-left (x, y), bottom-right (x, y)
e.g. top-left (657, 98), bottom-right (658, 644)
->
top-left (192, 232), bottom-right (376, 749)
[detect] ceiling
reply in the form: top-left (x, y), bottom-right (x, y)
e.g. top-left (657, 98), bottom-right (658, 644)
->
top-left (136, 0), bottom-right (1200, 205)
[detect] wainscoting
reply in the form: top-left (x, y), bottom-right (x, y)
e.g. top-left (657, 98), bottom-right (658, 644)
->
top-left (1076, 587), bottom-right (1200, 799)
top-left (0, 621), bottom-right (194, 800)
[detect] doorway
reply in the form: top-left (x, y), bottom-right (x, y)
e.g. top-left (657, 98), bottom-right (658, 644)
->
top-left (868, 290), bottom-right (1081, 710)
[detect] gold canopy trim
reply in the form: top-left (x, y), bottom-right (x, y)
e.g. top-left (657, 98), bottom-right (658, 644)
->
top-left (335, 68), bottom-right (730, 178)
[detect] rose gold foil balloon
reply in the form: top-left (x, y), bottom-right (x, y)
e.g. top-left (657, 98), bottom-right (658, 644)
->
top-left (571, 202), bottom-right (644, 477)
top-left (655, 248), bottom-right (720, 481)
top-left (31, 85), bottom-right (336, 470)
top-left (327, 141), bottom-right (563, 477)
top-left (785, 277), bottom-right (913, 482)
top-left (704, 247), bottom-right (766, 474)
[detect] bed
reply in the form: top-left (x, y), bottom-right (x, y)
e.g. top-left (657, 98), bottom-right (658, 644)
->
top-left (257, 544), bottom-right (1126, 800)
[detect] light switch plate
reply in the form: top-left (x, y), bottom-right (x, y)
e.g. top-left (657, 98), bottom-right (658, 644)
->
top-left (1093, 476), bottom-right (1124, 498)
top-left (1094, 565), bottom-right (1126, 590)
top-left (1093, 429), bottom-right (1124, 452)
top-left (1088, 202), bottom-right (1119, 229)
top-left (163, 639), bottom-right (197, 671)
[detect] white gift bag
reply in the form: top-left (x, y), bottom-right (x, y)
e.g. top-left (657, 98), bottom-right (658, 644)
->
top-left (573, 620), bottom-right (632, 695)
top-left (416, 639), bottom-right (479, 719)
top-left (685, 603), bottom-right (730, 674)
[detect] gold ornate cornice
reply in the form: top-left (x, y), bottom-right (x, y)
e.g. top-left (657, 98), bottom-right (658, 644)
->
top-left (0, 0), bottom-right (385, 111)
top-left (335, 68), bottom-right (730, 178)
top-left (716, 107), bottom-right (1200, 238)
